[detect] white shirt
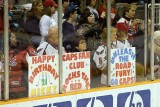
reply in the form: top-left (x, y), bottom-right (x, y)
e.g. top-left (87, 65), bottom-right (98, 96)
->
top-left (37, 42), bottom-right (66, 55)
top-left (93, 45), bottom-right (107, 85)
top-left (39, 15), bottom-right (57, 43)
top-left (52, 11), bottom-right (65, 24)
top-left (116, 40), bottom-right (131, 48)
top-left (93, 42), bottom-right (117, 85)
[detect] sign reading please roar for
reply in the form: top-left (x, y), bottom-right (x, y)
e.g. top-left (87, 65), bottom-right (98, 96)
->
top-left (110, 47), bottom-right (136, 86)
top-left (62, 51), bottom-right (90, 93)
top-left (28, 55), bottom-right (59, 97)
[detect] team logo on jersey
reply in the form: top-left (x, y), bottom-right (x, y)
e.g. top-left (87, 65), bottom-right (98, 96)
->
top-left (9, 56), bottom-right (17, 67)
top-left (117, 89), bottom-right (151, 107)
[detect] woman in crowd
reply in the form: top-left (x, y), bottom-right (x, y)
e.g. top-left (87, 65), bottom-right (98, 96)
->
top-left (76, 8), bottom-right (105, 88)
top-left (86, 0), bottom-right (99, 21)
top-left (23, 0), bottom-right (43, 48)
top-left (24, 0), bottom-right (43, 35)
top-left (76, 8), bottom-right (105, 53)
top-left (8, 31), bottom-right (36, 97)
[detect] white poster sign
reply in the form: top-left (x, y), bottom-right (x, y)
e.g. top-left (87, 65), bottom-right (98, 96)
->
top-left (110, 47), bottom-right (136, 86)
top-left (62, 51), bottom-right (90, 93)
top-left (28, 55), bottom-right (59, 97)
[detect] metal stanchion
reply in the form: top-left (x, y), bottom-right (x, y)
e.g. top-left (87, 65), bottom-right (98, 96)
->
top-left (107, 0), bottom-right (111, 86)
top-left (150, 0), bottom-right (155, 80)
top-left (58, 0), bottom-right (63, 93)
top-left (4, 0), bottom-right (9, 101)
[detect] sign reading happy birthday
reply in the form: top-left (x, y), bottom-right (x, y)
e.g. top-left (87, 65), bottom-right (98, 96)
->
top-left (110, 47), bottom-right (136, 86)
top-left (28, 55), bottom-right (59, 97)
top-left (62, 51), bottom-right (90, 93)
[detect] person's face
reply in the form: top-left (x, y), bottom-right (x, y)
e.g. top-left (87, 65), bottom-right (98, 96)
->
top-left (71, 11), bottom-right (78, 21)
top-left (10, 33), bottom-right (17, 46)
top-left (36, 3), bottom-right (43, 12)
top-left (126, 6), bottom-right (136, 19)
top-left (90, 0), bottom-right (97, 7)
top-left (111, 30), bottom-right (117, 42)
top-left (63, 1), bottom-right (69, 9)
top-left (76, 40), bottom-right (87, 51)
top-left (87, 14), bottom-right (95, 24)
top-left (50, 6), bottom-right (56, 15)
top-left (117, 30), bottom-right (128, 40)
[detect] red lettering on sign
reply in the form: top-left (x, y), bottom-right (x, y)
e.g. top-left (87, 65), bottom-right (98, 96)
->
top-left (69, 62), bottom-right (84, 70)
top-left (119, 77), bottom-right (134, 84)
top-left (115, 62), bottom-right (131, 69)
top-left (70, 83), bottom-right (82, 91)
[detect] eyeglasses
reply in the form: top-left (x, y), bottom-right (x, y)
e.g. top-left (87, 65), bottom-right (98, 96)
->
top-left (79, 41), bottom-right (86, 44)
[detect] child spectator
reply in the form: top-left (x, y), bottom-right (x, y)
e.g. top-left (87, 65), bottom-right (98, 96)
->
top-left (116, 22), bottom-right (131, 48)
top-left (70, 35), bottom-right (87, 52)
top-left (93, 27), bottom-right (117, 85)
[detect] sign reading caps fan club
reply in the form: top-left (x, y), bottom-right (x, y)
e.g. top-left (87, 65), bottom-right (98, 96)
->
top-left (62, 51), bottom-right (90, 93)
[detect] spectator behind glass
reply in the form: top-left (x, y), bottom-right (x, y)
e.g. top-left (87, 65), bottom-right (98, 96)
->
top-left (86, 0), bottom-right (99, 21)
top-left (37, 26), bottom-right (66, 55)
top-left (62, 5), bottom-right (78, 39)
top-left (52, 0), bottom-right (69, 24)
top-left (116, 22), bottom-right (131, 48)
top-left (116, 3), bottom-right (142, 44)
top-left (93, 27), bottom-right (117, 86)
top-left (69, 0), bottom-right (82, 20)
top-left (24, 0), bottom-right (43, 35)
top-left (39, 0), bottom-right (58, 43)
top-left (77, 8), bottom-right (105, 52)
top-left (70, 35), bottom-right (87, 52)
top-left (97, 0), bottom-right (116, 25)
top-left (8, 31), bottom-right (36, 98)
top-left (76, 8), bottom-right (106, 88)
top-left (62, 5), bottom-right (78, 52)
top-left (153, 31), bottom-right (160, 79)
top-left (23, 0), bottom-right (43, 48)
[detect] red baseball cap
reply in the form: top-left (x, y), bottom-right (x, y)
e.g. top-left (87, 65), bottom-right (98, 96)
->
top-left (116, 23), bottom-right (129, 31)
top-left (43, 0), bottom-right (58, 8)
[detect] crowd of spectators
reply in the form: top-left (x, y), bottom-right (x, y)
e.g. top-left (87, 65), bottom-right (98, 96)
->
top-left (0, 0), bottom-right (160, 98)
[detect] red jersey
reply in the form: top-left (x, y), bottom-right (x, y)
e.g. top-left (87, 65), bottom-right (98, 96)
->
top-left (97, 5), bottom-right (116, 24)
top-left (9, 46), bottom-right (36, 77)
